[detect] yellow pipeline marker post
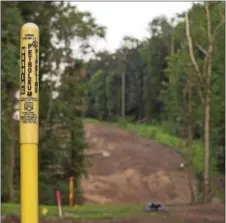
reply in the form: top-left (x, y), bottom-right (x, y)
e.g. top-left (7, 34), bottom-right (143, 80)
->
top-left (20, 23), bottom-right (40, 223)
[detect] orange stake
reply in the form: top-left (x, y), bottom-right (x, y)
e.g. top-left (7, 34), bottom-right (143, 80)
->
top-left (69, 176), bottom-right (74, 207)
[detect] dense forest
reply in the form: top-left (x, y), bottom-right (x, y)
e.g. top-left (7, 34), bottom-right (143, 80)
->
top-left (1, 1), bottom-right (225, 205)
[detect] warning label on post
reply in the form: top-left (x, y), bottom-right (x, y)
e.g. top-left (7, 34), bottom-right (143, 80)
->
top-left (20, 101), bottom-right (38, 124)
top-left (20, 34), bottom-right (39, 125)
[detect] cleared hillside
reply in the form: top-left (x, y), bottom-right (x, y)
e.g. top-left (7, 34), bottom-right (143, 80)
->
top-left (81, 123), bottom-right (196, 205)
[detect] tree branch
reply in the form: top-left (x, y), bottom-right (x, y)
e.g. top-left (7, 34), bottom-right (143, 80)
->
top-left (213, 3), bottom-right (225, 38)
top-left (213, 18), bottom-right (224, 38)
top-left (205, 2), bottom-right (214, 87)
top-left (185, 11), bottom-right (204, 103)
top-left (205, 3), bottom-right (212, 43)
top-left (195, 43), bottom-right (208, 56)
top-left (185, 12), bottom-right (202, 79)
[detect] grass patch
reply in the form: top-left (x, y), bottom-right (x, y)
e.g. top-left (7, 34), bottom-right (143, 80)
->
top-left (83, 118), bottom-right (101, 124)
top-left (119, 122), bottom-right (206, 173)
top-left (2, 203), bottom-right (147, 220)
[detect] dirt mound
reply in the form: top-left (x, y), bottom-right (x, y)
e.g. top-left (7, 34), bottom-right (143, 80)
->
top-left (81, 123), bottom-right (196, 204)
top-left (1, 216), bottom-right (20, 223)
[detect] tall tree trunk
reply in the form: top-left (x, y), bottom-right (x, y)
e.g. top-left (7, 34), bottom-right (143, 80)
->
top-left (121, 71), bottom-right (125, 119)
top-left (203, 92), bottom-right (211, 202)
top-left (187, 79), bottom-right (195, 203)
top-left (184, 77), bottom-right (195, 204)
top-left (121, 53), bottom-right (126, 120)
top-left (145, 38), bottom-right (151, 121)
top-left (203, 2), bottom-right (215, 202)
top-left (203, 47), bottom-right (212, 202)
top-left (8, 104), bottom-right (15, 202)
top-left (103, 72), bottom-right (108, 120)
top-left (187, 127), bottom-right (195, 203)
top-left (8, 130), bottom-right (15, 202)
top-left (171, 26), bottom-right (175, 56)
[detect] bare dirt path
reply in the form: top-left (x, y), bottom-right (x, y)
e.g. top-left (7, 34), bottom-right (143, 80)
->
top-left (82, 123), bottom-right (195, 205)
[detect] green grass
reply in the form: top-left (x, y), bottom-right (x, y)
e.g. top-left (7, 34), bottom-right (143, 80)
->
top-left (84, 118), bottom-right (101, 124)
top-left (117, 122), bottom-right (207, 173)
top-left (83, 118), bottom-right (216, 175)
top-left (2, 203), bottom-right (149, 220)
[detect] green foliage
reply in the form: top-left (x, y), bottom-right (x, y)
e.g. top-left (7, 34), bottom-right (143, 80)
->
top-left (89, 69), bottom-right (108, 119)
top-left (1, 2), bottom-right (105, 204)
top-left (1, 2), bottom-right (24, 201)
